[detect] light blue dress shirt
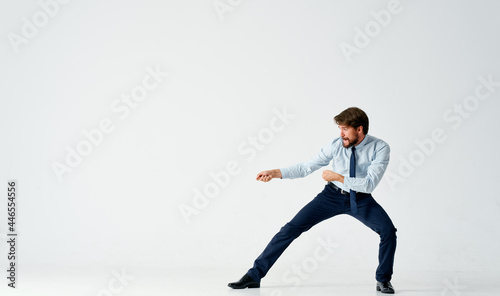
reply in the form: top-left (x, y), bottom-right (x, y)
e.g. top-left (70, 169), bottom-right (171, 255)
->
top-left (280, 134), bottom-right (390, 194)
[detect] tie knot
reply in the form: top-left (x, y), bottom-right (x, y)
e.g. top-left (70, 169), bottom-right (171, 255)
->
top-left (352, 146), bottom-right (355, 152)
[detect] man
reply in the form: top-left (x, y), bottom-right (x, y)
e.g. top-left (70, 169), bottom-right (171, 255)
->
top-left (228, 107), bottom-right (397, 294)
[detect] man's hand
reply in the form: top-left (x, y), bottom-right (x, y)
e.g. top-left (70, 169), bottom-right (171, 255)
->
top-left (322, 170), bottom-right (344, 183)
top-left (256, 169), bottom-right (282, 182)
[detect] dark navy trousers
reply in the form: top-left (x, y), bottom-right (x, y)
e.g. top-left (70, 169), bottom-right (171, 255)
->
top-left (247, 184), bottom-right (397, 282)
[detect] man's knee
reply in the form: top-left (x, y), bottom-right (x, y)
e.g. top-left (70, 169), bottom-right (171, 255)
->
top-left (379, 226), bottom-right (397, 240)
top-left (281, 222), bottom-right (311, 237)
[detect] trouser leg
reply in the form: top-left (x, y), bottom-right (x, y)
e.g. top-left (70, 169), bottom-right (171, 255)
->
top-left (247, 185), bottom-right (342, 281)
top-left (350, 195), bottom-right (397, 282)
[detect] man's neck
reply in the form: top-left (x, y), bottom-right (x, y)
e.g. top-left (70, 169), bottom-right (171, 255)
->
top-left (354, 134), bottom-right (366, 146)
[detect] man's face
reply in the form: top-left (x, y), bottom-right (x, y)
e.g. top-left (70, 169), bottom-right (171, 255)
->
top-left (339, 125), bottom-right (361, 148)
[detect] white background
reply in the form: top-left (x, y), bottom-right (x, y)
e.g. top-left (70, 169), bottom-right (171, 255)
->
top-left (1, 0), bottom-right (499, 295)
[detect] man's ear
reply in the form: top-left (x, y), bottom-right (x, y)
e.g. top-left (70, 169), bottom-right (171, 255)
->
top-left (357, 126), bottom-right (363, 134)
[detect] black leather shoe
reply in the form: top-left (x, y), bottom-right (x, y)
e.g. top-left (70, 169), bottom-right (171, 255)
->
top-left (228, 274), bottom-right (260, 289)
top-left (376, 281), bottom-right (395, 294)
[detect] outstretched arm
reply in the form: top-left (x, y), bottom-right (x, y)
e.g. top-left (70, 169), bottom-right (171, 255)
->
top-left (279, 140), bottom-right (335, 179)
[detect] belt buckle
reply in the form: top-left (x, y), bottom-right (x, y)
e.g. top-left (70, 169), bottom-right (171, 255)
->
top-left (329, 182), bottom-right (349, 195)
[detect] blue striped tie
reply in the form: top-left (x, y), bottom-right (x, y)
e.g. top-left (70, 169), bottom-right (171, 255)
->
top-left (350, 146), bottom-right (358, 214)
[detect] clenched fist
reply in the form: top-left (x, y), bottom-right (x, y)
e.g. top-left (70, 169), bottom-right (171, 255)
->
top-left (322, 170), bottom-right (342, 182)
top-left (256, 169), bottom-right (282, 182)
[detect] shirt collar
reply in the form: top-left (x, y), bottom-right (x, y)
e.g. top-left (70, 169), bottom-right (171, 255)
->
top-left (354, 133), bottom-right (370, 149)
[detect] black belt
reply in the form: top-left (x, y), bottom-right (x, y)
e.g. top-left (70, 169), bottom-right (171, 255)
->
top-left (328, 182), bottom-right (350, 195)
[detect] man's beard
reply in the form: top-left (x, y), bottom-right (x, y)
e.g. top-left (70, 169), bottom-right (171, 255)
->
top-left (342, 136), bottom-right (359, 148)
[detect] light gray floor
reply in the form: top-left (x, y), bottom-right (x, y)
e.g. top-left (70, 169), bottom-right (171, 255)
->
top-left (4, 267), bottom-right (499, 295)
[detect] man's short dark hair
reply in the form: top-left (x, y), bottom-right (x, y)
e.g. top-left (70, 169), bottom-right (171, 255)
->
top-left (334, 107), bottom-right (369, 135)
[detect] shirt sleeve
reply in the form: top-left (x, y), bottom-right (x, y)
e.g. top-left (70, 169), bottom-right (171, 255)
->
top-left (280, 141), bottom-right (334, 179)
top-left (343, 142), bottom-right (390, 193)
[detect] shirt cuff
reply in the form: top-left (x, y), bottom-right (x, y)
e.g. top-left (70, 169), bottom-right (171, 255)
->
top-left (279, 167), bottom-right (292, 179)
top-left (343, 176), bottom-right (354, 190)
